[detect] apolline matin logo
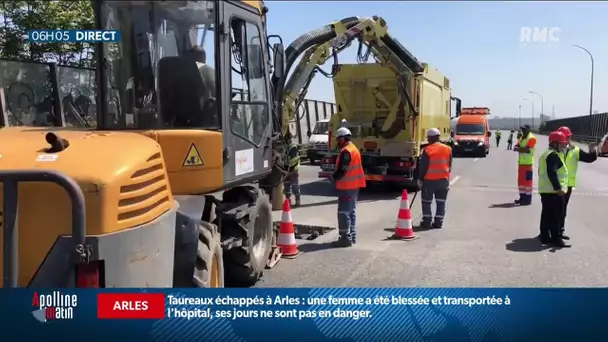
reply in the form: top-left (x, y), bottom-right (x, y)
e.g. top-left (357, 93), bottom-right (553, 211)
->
top-left (31, 291), bottom-right (78, 323)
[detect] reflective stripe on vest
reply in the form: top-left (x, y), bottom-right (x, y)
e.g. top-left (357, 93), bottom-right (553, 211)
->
top-left (564, 146), bottom-right (580, 187)
top-left (424, 143), bottom-right (451, 181)
top-left (335, 143), bottom-right (366, 190)
top-left (518, 134), bottom-right (536, 165)
top-left (289, 144), bottom-right (300, 170)
top-left (538, 149), bottom-right (568, 194)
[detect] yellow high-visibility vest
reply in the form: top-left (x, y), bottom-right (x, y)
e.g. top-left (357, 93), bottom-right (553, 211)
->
top-left (518, 134), bottom-right (536, 165)
top-left (538, 149), bottom-right (568, 194)
top-left (564, 146), bottom-right (580, 187)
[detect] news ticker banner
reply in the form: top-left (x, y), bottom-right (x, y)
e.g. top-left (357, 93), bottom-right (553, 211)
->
top-left (1, 288), bottom-right (607, 341)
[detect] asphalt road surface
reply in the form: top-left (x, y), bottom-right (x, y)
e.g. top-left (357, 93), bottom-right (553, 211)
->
top-left (258, 134), bottom-right (608, 287)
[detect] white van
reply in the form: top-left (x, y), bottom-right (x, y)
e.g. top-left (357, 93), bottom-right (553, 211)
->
top-left (306, 119), bottom-right (330, 164)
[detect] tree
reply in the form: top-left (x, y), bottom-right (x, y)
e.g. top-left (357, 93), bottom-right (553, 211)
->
top-left (0, 1), bottom-right (95, 67)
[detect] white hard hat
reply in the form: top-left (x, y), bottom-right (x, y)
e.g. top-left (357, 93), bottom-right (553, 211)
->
top-left (426, 128), bottom-right (441, 137)
top-left (336, 127), bottom-right (352, 138)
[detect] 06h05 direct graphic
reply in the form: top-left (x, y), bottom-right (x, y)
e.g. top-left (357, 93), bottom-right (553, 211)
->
top-left (1, 288), bottom-right (608, 341)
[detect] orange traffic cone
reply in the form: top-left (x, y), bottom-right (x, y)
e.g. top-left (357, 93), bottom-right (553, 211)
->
top-left (278, 199), bottom-right (300, 258)
top-left (393, 190), bottom-right (418, 241)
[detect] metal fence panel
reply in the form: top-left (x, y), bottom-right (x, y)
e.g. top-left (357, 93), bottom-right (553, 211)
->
top-left (56, 65), bottom-right (97, 127)
top-left (542, 112), bottom-right (608, 142)
top-left (288, 99), bottom-right (336, 146)
top-left (0, 59), bottom-right (96, 128)
top-left (0, 60), bottom-right (53, 127)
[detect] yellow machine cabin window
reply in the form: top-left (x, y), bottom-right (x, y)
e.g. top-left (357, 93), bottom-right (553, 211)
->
top-left (229, 17), bottom-right (270, 147)
top-left (98, 1), bottom-right (219, 130)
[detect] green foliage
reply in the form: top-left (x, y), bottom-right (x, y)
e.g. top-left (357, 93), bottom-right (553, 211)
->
top-left (0, 0), bottom-right (95, 67)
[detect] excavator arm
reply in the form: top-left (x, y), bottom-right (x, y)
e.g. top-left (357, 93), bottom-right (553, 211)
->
top-left (273, 16), bottom-right (425, 138)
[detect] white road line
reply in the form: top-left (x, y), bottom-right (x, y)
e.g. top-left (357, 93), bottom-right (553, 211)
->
top-left (473, 158), bottom-right (479, 162)
top-left (450, 175), bottom-right (461, 186)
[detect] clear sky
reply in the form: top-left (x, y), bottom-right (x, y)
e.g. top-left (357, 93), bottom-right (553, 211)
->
top-left (265, 1), bottom-right (607, 119)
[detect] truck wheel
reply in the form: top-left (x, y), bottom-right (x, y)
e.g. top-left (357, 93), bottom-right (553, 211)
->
top-left (222, 187), bottom-right (273, 286)
top-left (193, 221), bottom-right (225, 288)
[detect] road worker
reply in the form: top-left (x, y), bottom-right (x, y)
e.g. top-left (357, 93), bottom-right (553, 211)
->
top-left (556, 126), bottom-right (598, 240)
top-left (330, 127), bottom-right (366, 247)
top-left (283, 131), bottom-right (301, 207)
top-left (495, 129), bottom-right (502, 147)
top-left (537, 131), bottom-right (570, 248)
top-left (514, 125), bottom-right (536, 205)
top-left (507, 130), bottom-right (514, 150)
top-left (417, 128), bottom-right (452, 229)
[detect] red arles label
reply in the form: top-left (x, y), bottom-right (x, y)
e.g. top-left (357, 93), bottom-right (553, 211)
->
top-left (97, 293), bottom-right (165, 319)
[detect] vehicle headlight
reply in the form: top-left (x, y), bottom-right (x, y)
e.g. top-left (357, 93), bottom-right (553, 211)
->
top-left (454, 141), bottom-right (459, 145)
top-left (478, 141), bottom-right (484, 146)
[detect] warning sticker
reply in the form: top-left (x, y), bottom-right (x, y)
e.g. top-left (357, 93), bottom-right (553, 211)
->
top-left (182, 144), bottom-right (204, 167)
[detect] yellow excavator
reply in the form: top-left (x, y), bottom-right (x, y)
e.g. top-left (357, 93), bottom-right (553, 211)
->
top-left (0, 1), bottom-right (412, 288)
top-left (1, 0), bottom-right (288, 288)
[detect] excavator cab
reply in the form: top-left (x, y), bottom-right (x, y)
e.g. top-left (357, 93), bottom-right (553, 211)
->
top-left (94, 0), bottom-right (285, 191)
top-left (1, 0), bottom-right (287, 289)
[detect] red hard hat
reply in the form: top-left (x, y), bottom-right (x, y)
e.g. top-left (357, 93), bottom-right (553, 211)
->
top-left (557, 126), bottom-right (572, 137)
top-left (548, 131), bottom-right (568, 144)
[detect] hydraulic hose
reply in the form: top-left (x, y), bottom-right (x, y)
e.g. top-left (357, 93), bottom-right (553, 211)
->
top-left (272, 17), bottom-right (362, 128)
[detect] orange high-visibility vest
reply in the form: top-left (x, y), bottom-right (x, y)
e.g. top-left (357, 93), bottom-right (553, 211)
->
top-left (335, 143), bottom-right (366, 190)
top-left (423, 143), bottom-right (451, 181)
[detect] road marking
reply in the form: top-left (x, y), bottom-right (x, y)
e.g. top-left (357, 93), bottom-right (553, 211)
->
top-left (458, 185), bottom-right (608, 198)
top-left (473, 158), bottom-right (479, 162)
top-left (450, 175), bottom-right (461, 186)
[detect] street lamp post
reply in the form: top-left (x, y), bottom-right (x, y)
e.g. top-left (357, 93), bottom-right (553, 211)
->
top-left (522, 98), bottom-right (534, 129)
top-left (518, 104), bottom-right (522, 128)
top-left (528, 90), bottom-right (544, 127)
top-left (572, 45), bottom-right (594, 117)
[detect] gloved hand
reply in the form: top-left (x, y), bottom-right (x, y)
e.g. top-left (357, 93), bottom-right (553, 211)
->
top-left (416, 180), bottom-right (423, 189)
top-left (589, 142), bottom-right (599, 153)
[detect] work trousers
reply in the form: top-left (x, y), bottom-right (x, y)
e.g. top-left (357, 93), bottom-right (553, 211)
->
top-left (561, 186), bottom-right (573, 233)
top-left (496, 137), bottom-right (501, 147)
top-left (507, 140), bottom-right (513, 150)
top-left (283, 171), bottom-right (301, 198)
top-left (337, 189), bottom-right (359, 242)
top-left (517, 164), bottom-right (533, 205)
top-left (539, 193), bottom-right (565, 241)
top-left (421, 179), bottom-right (449, 225)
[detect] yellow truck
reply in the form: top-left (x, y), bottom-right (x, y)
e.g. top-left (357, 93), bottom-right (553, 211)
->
top-left (318, 61), bottom-right (452, 188)
top-left (271, 16), bottom-right (453, 188)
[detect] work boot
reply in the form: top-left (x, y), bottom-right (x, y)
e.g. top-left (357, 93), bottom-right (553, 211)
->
top-left (432, 221), bottom-right (443, 229)
top-left (560, 229), bottom-right (570, 240)
top-left (419, 220), bottom-right (432, 229)
top-left (552, 238), bottom-right (571, 248)
top-left (332, 237), bottom-right (353, 248)
top-left (537, 234), bottom-right (551, 245)
top-left (294, 196), bottom-right (301, 207)
top-left (514, 199), bottom-right (521, 204)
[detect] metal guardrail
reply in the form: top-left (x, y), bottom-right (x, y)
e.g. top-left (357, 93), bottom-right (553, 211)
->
top-left (542, 112), bottom-right (608, 142)
top-left (1, 170), bottom-right (86, 288)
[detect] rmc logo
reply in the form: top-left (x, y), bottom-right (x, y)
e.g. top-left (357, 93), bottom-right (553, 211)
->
top-left (519, 26), bottom-right (561, 49)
